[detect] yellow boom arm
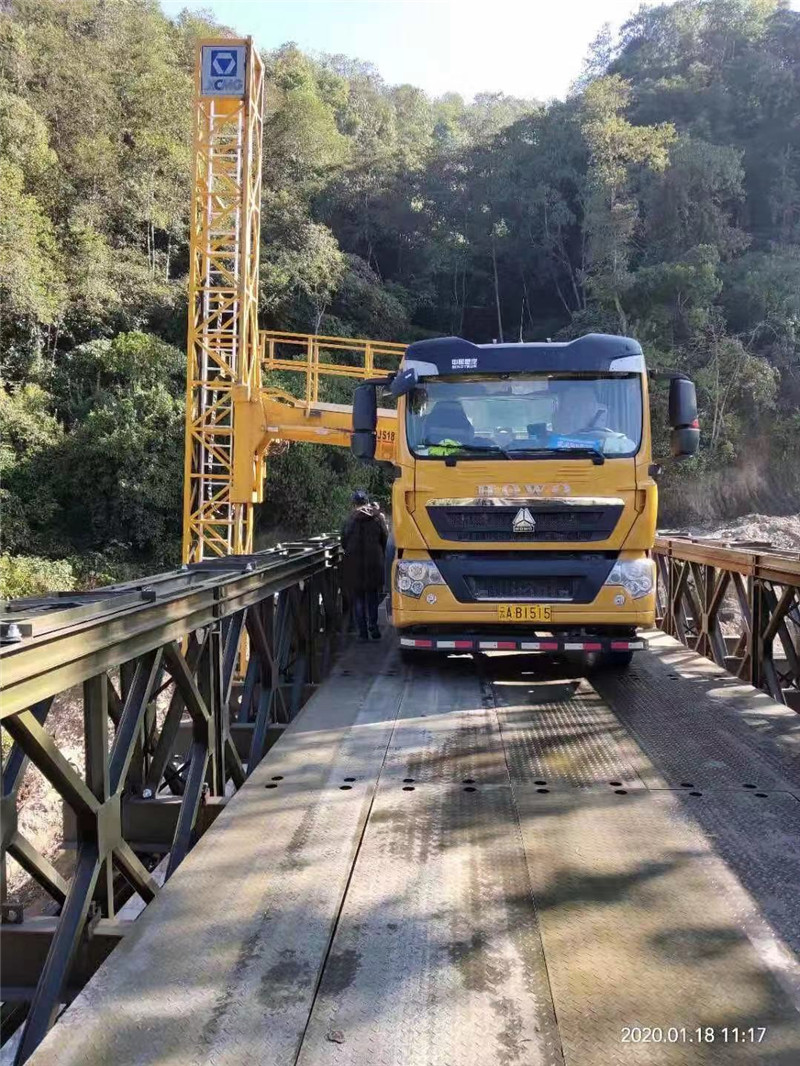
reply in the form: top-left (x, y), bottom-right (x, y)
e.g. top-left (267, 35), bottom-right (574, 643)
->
top-left (231, 386), bottom-right (398, 503)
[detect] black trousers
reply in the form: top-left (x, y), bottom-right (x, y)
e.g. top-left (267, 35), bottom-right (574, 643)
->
top-left (353, 589), bottom-right (380, 636)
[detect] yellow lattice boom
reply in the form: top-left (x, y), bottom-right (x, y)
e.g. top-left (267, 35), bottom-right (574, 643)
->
top-left (183, 38), bottom-right (265, 563)
top-left (183, 41), bottom-right (405, 563)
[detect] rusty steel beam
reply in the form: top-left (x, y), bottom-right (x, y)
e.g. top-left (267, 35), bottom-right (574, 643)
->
top-left (653, 538), bottom-right (799, 706)
top-left (1, 538), bottom-right (344, 1063)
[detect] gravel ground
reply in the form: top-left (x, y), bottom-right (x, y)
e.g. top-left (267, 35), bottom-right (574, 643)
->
top-left (5, 687), bottom-right (84, 909)
top-left (660, 511), bottom-right (800, 552)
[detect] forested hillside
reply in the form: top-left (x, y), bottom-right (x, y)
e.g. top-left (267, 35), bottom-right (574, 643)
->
top-left (2, 0), bottom-right (799, 592)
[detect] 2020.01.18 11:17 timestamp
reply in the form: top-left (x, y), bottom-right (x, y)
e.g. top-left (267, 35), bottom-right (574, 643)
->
top-left (621, 1027), bottom-right (767, 1044)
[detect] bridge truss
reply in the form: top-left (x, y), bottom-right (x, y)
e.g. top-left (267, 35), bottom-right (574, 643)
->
top-left (0, 540), bottom-right (342, 1062)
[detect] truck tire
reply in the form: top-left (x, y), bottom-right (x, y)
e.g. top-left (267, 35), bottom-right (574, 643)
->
top-left (594, 648), bottom-right (634, 671)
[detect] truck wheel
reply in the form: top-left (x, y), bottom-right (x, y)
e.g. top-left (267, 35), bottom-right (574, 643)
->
top-left (594, 649), bottom-right (634, 671)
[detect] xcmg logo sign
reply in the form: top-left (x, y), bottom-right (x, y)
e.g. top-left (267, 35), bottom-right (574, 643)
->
top-left (200, 45), bottom-right (246, 97)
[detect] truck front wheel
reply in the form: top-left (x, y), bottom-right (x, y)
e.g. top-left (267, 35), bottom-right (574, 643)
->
top-left (593, 648), bottom-right (634, 671)
top-left (400, 645), bottom-right (421, 664)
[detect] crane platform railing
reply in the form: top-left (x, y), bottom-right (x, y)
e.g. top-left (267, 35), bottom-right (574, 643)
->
top-left (260, 330), bottom-right (406, 404)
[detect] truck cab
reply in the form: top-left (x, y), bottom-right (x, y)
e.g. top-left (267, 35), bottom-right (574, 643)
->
top-left (352, 334), bottom-right (699, 666)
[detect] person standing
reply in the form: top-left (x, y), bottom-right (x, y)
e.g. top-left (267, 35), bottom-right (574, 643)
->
top-left (342, 490), bottom-right (387, 641)
top-left (370, 500), bottom-right (389, 536)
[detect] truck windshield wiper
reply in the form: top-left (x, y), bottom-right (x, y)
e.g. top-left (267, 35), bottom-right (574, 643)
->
top-left (508, 446), bottom-right (606, 465)
top-left (462, 444), bottom-right (512, 459)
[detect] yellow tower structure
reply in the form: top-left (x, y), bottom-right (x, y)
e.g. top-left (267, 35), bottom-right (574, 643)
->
top-left (183, 40), bottom-right (403, 567)
top-left (182, 38), bottom-right (265, 562)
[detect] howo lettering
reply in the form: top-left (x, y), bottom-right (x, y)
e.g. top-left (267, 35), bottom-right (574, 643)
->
top-left (351, 333), bottom-right (699, 667)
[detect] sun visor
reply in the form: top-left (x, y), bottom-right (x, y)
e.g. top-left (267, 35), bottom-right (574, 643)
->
top-left (401, 334), bottom-right (644, 375)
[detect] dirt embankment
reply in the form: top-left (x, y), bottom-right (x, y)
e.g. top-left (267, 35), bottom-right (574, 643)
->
top-left (660, 512), bottom-right (800, 552)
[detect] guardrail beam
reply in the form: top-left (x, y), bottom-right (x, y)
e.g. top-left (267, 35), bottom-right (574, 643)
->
top-left (0, 538), bottom-right (343, 1062)
top-left (654, 536), bottom-right (800, 707)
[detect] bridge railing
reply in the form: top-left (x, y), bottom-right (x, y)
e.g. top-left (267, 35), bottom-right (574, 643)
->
top-left (0, 538), bottom-right (342, 1062)
top-left (653, 536), bottom-right (800, 709)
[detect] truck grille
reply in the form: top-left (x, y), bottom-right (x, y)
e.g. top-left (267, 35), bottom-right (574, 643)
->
top-left (465, 576), bottom-right (576, 601)
top-left (432, 551), bottom-right (617, 605)
top-left (427, 503), bottom-right (623, 543)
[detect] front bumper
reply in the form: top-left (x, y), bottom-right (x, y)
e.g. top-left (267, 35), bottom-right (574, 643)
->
top-left (392, 582), bottom-right (656, 629)
top-left (399, 633), bottom-right (645, 652)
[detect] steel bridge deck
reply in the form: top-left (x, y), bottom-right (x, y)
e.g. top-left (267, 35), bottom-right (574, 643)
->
top-left (28, 633), bottom-right (800, 1065)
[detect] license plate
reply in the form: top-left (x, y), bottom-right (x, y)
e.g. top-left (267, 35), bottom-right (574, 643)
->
top-left (497, 604), bottom-right (552, 623)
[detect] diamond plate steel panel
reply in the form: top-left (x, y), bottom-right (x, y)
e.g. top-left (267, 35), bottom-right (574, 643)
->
top-left (25, 633), bottom-right (800, 1066)
top-left (491, 678), bottom-right (659, 791)
top-left (382, 659), bottom-right (509, 784)
top-left (516, 788), bottom-right (800, 1065)
top-left (666, 789), bottom-right (800, 960)
top-left (27, 645), bottom-right (406, 1066)
top-left (297, 782), bottom-right (564, 1066)
top-left (593, 634), bottom-right (800, 794)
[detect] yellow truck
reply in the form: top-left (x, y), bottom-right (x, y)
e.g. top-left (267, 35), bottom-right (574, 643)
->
top-left (351, 333), bottom-right (699, 667)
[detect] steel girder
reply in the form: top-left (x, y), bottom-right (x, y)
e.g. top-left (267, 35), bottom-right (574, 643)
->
top-left (0, 539), bottom-right (343, 1062)
top-left (654, 536), bottom-right (800, 707)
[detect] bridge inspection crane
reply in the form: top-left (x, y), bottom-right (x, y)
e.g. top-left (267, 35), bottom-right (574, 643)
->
top-left (1, 35), bottom-right (799, 1066)
top-left (181, 38), bottom-right (400, 565)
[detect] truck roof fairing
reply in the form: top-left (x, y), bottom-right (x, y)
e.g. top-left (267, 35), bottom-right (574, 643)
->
top-left (402, 334), bottom-right (645, 376)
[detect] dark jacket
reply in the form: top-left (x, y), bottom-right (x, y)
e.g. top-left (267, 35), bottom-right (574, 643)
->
top-left (341, 505), bottom-right (387, 594)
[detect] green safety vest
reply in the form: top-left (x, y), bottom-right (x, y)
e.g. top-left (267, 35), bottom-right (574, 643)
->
top-left (426, 439), bottom-right (462, 455)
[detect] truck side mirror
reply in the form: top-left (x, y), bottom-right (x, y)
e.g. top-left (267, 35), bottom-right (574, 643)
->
top-left (390, 366), bottom-right (418, 398)
top-left (352, 384), bottom-right (377, 462)
top-left (668, 377), bottom-right (699, 459)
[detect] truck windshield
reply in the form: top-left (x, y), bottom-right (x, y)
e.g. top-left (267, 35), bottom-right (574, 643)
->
top-left (406, 373), bottom-right (643, 458)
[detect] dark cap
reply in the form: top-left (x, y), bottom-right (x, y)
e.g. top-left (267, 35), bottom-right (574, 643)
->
top-left (352, 490), bottom-right (369, 505)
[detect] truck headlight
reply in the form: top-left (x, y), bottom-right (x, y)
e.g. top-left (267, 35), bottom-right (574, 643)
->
top-left (395, 559), bottom-right (446, 598)
top-left (604, 558), bottom-right (655, 600)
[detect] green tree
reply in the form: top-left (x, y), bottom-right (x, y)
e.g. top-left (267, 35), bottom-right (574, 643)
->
top-left (580, 75), bottom-right (676, 332)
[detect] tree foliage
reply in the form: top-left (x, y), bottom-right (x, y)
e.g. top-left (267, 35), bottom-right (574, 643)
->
top-left (2, 0), bottom-right (800, 584)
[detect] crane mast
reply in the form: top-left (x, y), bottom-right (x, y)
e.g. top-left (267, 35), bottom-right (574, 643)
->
top-left (183, 38), bottom-right (265, 562)
top-left (183, 40), bottom-right (402, 565)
